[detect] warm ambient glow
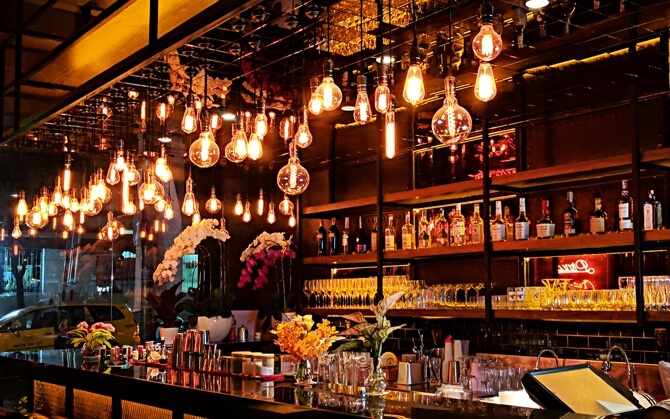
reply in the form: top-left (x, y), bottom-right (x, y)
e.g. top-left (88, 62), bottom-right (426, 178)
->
top-left (267, 202), bottom-right (276, 224)
top-left (234, 129), bottom-right (249, 159)
top-left (385, 111), bottom-right (396, 159)
top-left (257, 189), bottom-right (264, 216)
top-left (210, 113), bottom-right (223, 131)
top-left (375, 76), bottom-right (391, 114)
top-left (474, 62), bottom-right (497, 102)
top-left (472, 23), bottom-right (503, 62)
top-left (16, 191), bottom-right (27, 218)
top-left (53, 176), bottom-right (63, 206)
top-left (181, 103), bottom-right (198, 134)
top-left (432, 75), bottom-right (473, 144)
top-left (164, 198), bottom-right (174, 220)
top-left (63, 210), bottom-right (74, 231)
top-left (294, 107), bottom-right (312, 148)
top-left (189, 130), bottom-right (220, 168)
top-left (308, 76), bottom-right (324, 116)
top-left (154, 198), bottom-right (166, 213)
top-left (242, 201), bottom-right (251, 223)
top-left (277, 144), bottom-right (310, 196)
top-left (155, 146), bottom-right (172, 182)
top-left (255, 111), bottom-right (268, 138)
top-left (279, 116), bottom-right (296, 141)
top-left (288, 212), bottom-right (296, 228)
top-left (63, 161), bottom-right (72, 192)
top-left (525, 0), bottom-right (549, 9)
top-left (182, 177), bottom-right (196, 217)
top-left (0, 227), bottom-right (5, 241)
top-left (278, 194), bottom-right (293, 215)
top-left (353, 75), bottom-right (371, 125)
top-left (206, 187), bottom-right (222, 214)
top-left (234, 193), bottom-right (244, 216)
top-left (192, 210), bottom-right (201, 224)
top-left (403, 64), bottom-right (425, 106)
top-left (106, 159), bottom-right (120, 185)
top-left (315, 59), bottom-right (342, 111)
top-left (11, 217), bottom-right (22, 239)
top-left (247, 132), bottom-right (263, 161)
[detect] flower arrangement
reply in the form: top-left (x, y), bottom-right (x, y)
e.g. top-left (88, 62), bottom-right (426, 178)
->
top-left (272, 314), bottom-right (338, 362)
top-left (153, 219), bottom-right (230, 286)
top-left (147, 281), bottom-right (187, 328)
top-left (68, 321), bottom-right (116, 355)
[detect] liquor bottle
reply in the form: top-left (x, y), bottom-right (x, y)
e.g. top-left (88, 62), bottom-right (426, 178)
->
top-left (328, 217), bottom-right (341, 255)
top-left (384, 215), bottom-right (396, 251)
top-left (316, 220), bottom-right (327, 256)
top-left (401, 212), bottom-right (415, 250)
top-left (370, 216), bottom-right (379, 252)
top-left (342, 217), bottom-right (350, 254)
top-left (429, 211), bottom-right (438, 247)
top-left (469, 204), bottom-right (484, 244)
top-left (618, 180), bottom-right (634, 231)
top-left (435, 210), bottom-right (450, 247)
top-left (536, 199), bottom-right (555, 239)
top-left (491, 201), bottom-right (506, 242)
top-left (514, 198), bottom-right (530, 240)
top-left (504, 205), bottom-right (514, 240)
top-left (590, 197), bottom-right (607, 234)
top-left (418, 210), bottom-right (431, 249)
top-left (563, 191), bottom-right (579, 237)
top-left (643, 190), bottom-right (663, 230)
top-left (355, 216), bottom-right (368, 253)
top-left (450, 204), bottom-right (467, 246)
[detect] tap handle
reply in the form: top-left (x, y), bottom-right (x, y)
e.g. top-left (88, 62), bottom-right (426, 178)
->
top-left (601, 360), bottom-right (612, 372)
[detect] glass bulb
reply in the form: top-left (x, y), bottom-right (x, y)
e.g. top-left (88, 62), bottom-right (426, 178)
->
top-left (76, 224), bottom-right (85, 235)
top-left (277, 155), bottom-right (310, 196)
top-left (294, 123), bottom-right (312, 148)
top-left (257, 189), bottom-right (264, 216)
top-left (164, 198), bottom-right (174, 220)
top-left (315, 76), bottom-right (343, 111)
top-left (106, 161), bottom-right (120, 185)
top-left (233, 130), bottom-right (248, 159)
top-left (247, 132), bottom-right (263, 161)
top-left (39, 194), bottom-right (48, 214)
top-left (128, 89), bottom-right (139, 99)
top-left (182, 177), bottom-right (196, 216)
top-left (385, 111), bottom-right (396, 159)
top-left (12, 220), bottom-right (22, 239)
top-left (79, 210), bottom-right (85, 224)
top-left (267, 202), bottom-right (276, 224)
top-left (206, 187), bottom-right (222, 214)
top-left (181, 105), bottom-right (198, 134)
top-left (29, 227), bottom-right (37, 237)
top-left (193, 211), bottom-right (201, 224)
top-left (403, 64), bottom-right (425, 106)
top-left (85, 198), bottom-right (102, 217)
top-left (104, 211), bottom-right (119, 240)
top-left (242, 201), bottom-right (251, 223)
top-left (115, 148), bottom-right (126, 172)
top-left (61, 192), bottom-right (71, 210)
top-left (0, 227), bottom-right (5, 241)
top-left (53, 177), bottom-right (63, 206)
top-left (189, 130), bottom-right (220, 168)
top-left (97, 179), bottom-right (112, 203)
top-left (156, 102), bottom-right (172, 122)
top-left (474, 62), bottom-right (497, 102)
top-left (224, 139), bottom-right (245, 163)
top-left (139, 199), bottom-right (144, 211)
top-left (16, 191), bottom-right (28, 217)
top-left (526, 0), bottom-right (549, 8)
top-left (432, 76), bottom-right (473, 144)
top-left (125, 161), bottom-right (141, 186)
top-left (308, 93), bottom-right (324, 115)
top-left (210, 113), bottom-right (223, 132)
top-left (154, 198), bottom-right (166, 213)
top-left (288, 212), bottom-right (296, 228)
top-left (278, 194), bottom-right (294, 215)
top-left (472, 23), bottom-right (503, 61)
top-left (123, 201), bottom-right (137, 215)
top-left (70, 198), bottom-right (80, 213)
top-left (48, 200), bottom-right (57, 217)
top-left (234, 194), bottom-right (244, 216)
top-left (354, 76), bottom-right (371, 124)
top-left (63, 163), bottom-right (72, 192)
top-left (63, 210), bottom-right (74, 231)
top-left (375, 82), bottom-right (391, 114)
top-left (255, 113), bottom-right (268, 138)
top-left (279, 116), bottom-right (296, 141)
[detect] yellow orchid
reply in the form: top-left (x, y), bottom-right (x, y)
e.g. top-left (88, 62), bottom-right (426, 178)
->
top-left (272, 314), bottom-right (338, 362)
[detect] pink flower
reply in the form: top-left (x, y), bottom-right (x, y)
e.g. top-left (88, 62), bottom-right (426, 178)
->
top-left (76, 321), bottom-right (89, 330)
top-left (247, 258), bottom-right (257, 268)
top-left (91, 322), bottom-right (115, 332)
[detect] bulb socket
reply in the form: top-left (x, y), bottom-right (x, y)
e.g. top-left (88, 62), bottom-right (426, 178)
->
top-left (185, 66), bottom-right (200, 79)
top-left (480, 0), bottom-right (495, 24)
top-left (409, 45), bottom-right (422, 65)
top-left (357, 74), bottom-right (367, 90)
top-left (323, 59), bottom-right (334, 78)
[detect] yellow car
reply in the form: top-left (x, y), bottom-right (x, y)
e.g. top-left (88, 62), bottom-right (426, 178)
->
top-left (0, 302), bottom-right (139, 352)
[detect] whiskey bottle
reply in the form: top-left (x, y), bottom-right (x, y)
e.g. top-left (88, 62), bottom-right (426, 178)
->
top-left (316, 220), bottom-right (327, 256)
top-left (355, 216), bottom-right (368, 253)
top-left (469, 204), bottom-right (484, 244)
top-left (563, 191), bottom-right (579, 237)
top-left (514, 198), bottom-right (530, 241)
top-left (418, 210), bottom-right (431, 249)
top-left (450, 204), bottom-right (467, 246)
top-left (491, 201), bottom-right (506, 242)
top-left (435, 210), bottom-right (450, 247)
top-left (643, 190), bottom-right (662, 230)
top-left (401, 212), bottom-right (415, 250)
top-left (618, 180), bottom-right (634, 231)
top-left (589, 197), bottom-right (607, 234)
top-left (342, 217), bottom-right (350, 254)
top-left (371, 216), bottom-right (379, 252)
top-left (384, 215), bottom-right (396, 251)
top-left (328, 217), bottom-right (341, 255)
top-left (536, 199), bottom-right (555, 239)
top-left (504, 205), bottom-right (514, 240)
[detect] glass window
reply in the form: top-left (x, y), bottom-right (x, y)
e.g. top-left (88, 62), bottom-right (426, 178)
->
top-left (87, 305), bottom-right (125, 321)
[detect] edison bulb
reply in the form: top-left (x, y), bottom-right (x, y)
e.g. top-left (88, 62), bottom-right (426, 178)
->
top-left (47, 201), bottom-right (57, 217)
top-left (115, 148), bottom-right (126, 172)
top-left (353, 75), bottom-right (371, 124)
top-left (294, 123), bottom-right (312, 148)
top-left (315, 76), bottom-right (343, 111)
top-left (155, 147), bottom-right (172, 182)
top-left (182, 178), bottom-right (196, 216)
top-left (242, 201), bottom-right (251, 223)
top-left (472, 24), bottom-right (503, 61)
top-left (189, 130), bottom-right (220, 168)
top-left (277, 156), bottom-right (310, 196)
top-left (11, 222), bottom-right (22, 239)
top-left (474, 62), bottom-right (497, 102)
top-left (403, 64), bottom-right (425, 106)
top-left (124, 161), bottom-right (141, 185)
top-left (279, 116), bottom-right (296, 141)
top-left (224, 139), bottom-right (245, 163)
top-left (164, 198), bottom-right (175, 220)
top-left (432, 76), bottom-right (473, 144)
top-left (156, 102), bottom-right (172, 122)
top-left (375, 78), bottom-right (391, 114)
top-left (123, 201), bottom-right (137, 216)
top-left (234, 194), bottom-right (243, 216)
top-left (154, 198), bottom-right (166, 213)
top-left (192, 210), bottom-right (201, 224)
top-left (247, 132), bottom-right (263, 161)
top-left (210, 113), bottom-right (223, 132)
top-left (106, 161), bottom-right (120, 185)
top-left (85, 198), bottom-right (102, 217)
top-left (70, 198), bottom-right (80, 213)
top-left (267, 202), bottom-right (276, 224)
top-left (255, 113), bottom-right (268, 138)
top-left (76, 224), bottom-right (85, 235)
top-left (278, 194), bottom-right (294, 215)
top-left (63, 163), bottom-right (72, 192)
top-left (181, 105), bottom-right (198, 134)
top-left (103, 212), bottom-right (119, 241)
top-left (308, 93), bottom-right (324, 115)
top-left (257, 189), bottom-right (264, 216)
top-left (53, 177), bottom-right (63, 206)
top-left (233, 129), bottom-right (248, 159)
top-left (288, 212), bottom-right (296, 228)
top-left (16, 192), bottom-right (28, 218)
top-left (61, 192), bottom-right (71, 210)
top-left (206, 187), bottom-right (222, 214)
top-left (0, 227), bottom-right (5, 241)
top-left (63, 210), bottom-right (74, 231)
top-left (385, 111), bottom-right (396, 160)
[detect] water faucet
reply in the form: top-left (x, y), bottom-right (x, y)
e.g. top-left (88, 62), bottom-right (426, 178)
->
top-left (601, 345), bottom-right (635, 391)
top-left (534, 348), bottom-right (561, 370)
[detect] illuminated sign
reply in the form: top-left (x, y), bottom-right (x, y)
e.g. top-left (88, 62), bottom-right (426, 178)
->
top-left (557, 259), bottom-right (596, 275)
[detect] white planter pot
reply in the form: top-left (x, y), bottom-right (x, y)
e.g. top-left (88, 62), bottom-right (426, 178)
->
top-left (159, 327), bottom-right (179, 346)
top-left (196, 316), bottom-right (233, 342)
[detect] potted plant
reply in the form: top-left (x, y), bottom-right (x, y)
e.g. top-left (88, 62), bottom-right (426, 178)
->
top-left (147, 280), bottom-right (186, 345)
top-left (179, 284), bottom-right (235, 342)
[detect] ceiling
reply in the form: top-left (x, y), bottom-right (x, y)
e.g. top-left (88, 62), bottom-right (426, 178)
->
top-left (1, 0), bottom-right (668, 159)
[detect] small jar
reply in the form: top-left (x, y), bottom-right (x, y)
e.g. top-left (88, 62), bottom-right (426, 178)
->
top-left (260, 354), bottom-right (275, 371)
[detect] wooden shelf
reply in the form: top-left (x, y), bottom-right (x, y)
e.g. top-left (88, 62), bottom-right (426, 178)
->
top-left (386, 244), bottom-right (484, 260)
top-left (302, 252), bottom-right (378, 266)
top-left (645, 311), bottom-right (670, 322)
top-left (494, 309), bottom-right (636, 322)
top-left (643, 229), bottom-right (670, 242)
top-left (384, 179), bottom-right (483, 206)
top-left (493, 232), bottom-right (634, 253)
top-left (301, 308), bottom-right (485, 319)
top-left (301, 197), bottom-right (377, 218)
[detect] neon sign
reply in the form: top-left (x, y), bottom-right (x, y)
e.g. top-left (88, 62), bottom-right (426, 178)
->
top-left (557, 259), bottom-right (596, 275)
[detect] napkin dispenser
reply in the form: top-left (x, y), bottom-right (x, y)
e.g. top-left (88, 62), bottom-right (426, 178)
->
top-left (397, 361), bottom-right (423, 386)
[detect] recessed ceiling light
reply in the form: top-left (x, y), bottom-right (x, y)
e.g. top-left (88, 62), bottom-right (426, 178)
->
top-left (158, 136), bottom-right (172, 143)
top-left (222, 112), bottom-right (236, 121)
top-left (341, 105), bottom-right (355, 112)
top-left (525, 0), bottom-right (549, 9)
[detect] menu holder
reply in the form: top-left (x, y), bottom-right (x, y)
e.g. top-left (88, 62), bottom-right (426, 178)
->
top-left (130, 359), bottom-right (284, 382)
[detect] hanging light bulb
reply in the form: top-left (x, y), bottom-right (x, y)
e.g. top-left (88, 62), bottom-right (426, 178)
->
top-left (472, 0), bottom-right (503, 62)
top-left (127, 88), bottom-right (139, 100)
top-left (79, 210), bottom-right (85, 225)
top-left (161, 221), bottom-right (167, 233)
top-left (94, 168), bottom-right (112, 203)
top-left (63, 209), bottom-right (74, 231)
top-left (38, 186), bottom-right (49, 214)
top-left (124, 156), bottom-right (141, 186)
top-left (234, 193), bottom-right (244, 216)
top-left (63, 156), bottom-right (72, 192)
top-left (154, 198), bottom-right (166, 213)
top-left (48, 199), bottom-right (58, 217)
top-left (0, 226), bottom-right (5, 241)
top-left (29, 227), bottom-right (37, 237)
top-left (308, 77), bottom-right (324, 115)
top-left (76, 224), bottom-right (85, 235)
top-left (78, 188), bottom-right (89, 214)
top-left (115, 142), bottom-right (127, 172)
top-left (155, 146), bottom-right (173, 182)
top-left (403, 46), bottom-right (425, 106)
top-left (257, 189), bottom-right (264, 216)
top-left (11, 217), bottom-right (22, 239)
top-left (279, 116), bottom-right (296, 142)
top-left (140, 100), bottom-right (147, 133)
top-left (206, 187), bottom-right (222, 214)
top-left (242, 200), bottom-right (251, 223)
top-left (354, 74), bottom-right (372, 124)
top-left (182, 97), bottom-right (198, 134)
top-left (192, 206), bottom-right (201, 223)
top-left (182, 176), bottom-right (197, 216)
top-left (288, 211), bottom-right (296, 228)
top-left (432, 76), bottom-right (473, 144)
top-left (103, 211), bottom-right (120, 241)
top-left (254, 101), bottom-right (268, 138)
top-left (385, 110), bottom-right (396, 160)
top-left (153, 219), bottom-right (160, 233)
top-left (278, 194), bottom-right (294, 215)
top-left (26, 197), bottom-right (47, 229)
top-left (53, 176), bottom-right (63, 206)
top-left (294, 107), bottom-right (312, 149)
top-left (139, 170), bottom-right (157, 204)
top-left (267, 202), bottom-right (276, 224)
top-left (16, 191), bottom-right (28, 219)
top-left (474, 62), bottom-right (497, 102)
top-left (277, 143), bottom-right (310, 195)
top-left (315, 59), bottom-right (343, 111)
top-left (164, 197), bottom-right (175, 220)
top-left (155, 101), bottom-right (172, 123)
top-left (233, 126), bottom-right (248, 159)
top-left (106, 153), bottom-right (121, 185)
top-left (139, 199), bottom-right (145, 211)
top-left (209, 113), bottom-right (223, 132)
top-left (70, 197), bottom-right (80, 213)
top-left (247, 131), bottom-right (263, 161)
top-left (224, 124), bottom-right (246, 163)
top-left (375, 72), bottom-right (391, 114)
top-left (123, 201), bottom-right (137, 216)
top-left (61, 191), bottom-right (71, 210)
top-left (189, 129), bottom-right (220, 168)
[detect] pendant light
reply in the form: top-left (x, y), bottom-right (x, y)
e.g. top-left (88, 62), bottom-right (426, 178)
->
top-left (279, 115), bottom-right (296, 142)
top-left (182, 175), bottom-right (197, 217)
top-left (63, 155), bottom-right (72, 192)
top-left (294, 106), bottom-right (313, 148)
top-left (353, 1), bottom-right (371, 124)
top-left (432, 3), bottom-right (473, 145)
top-left (63, 209), bottom-right (74, 231)
top-left (115, 141), bottom-right (127, 172)
top-left (267, 202), bottom-right (276, 224)
top-left (47, 198), bottom-right (57, 217)
top-left (225, 123), bottom-right (247, 163)
top-left (26, 197), bottom-right (48, 229)
top-left (234, 193), bottom-right (244, 216)
top-left (0, 225), bottom-right (6, 241)
top-left (474, 62), bottom-right (497, 102)
top-left (106, 151), bottom-right (121, 185)
top-left (53, 176), bottom-right (63, 206)
top-left (164, 197), bottom-right (175, 220)
top-left (278, 194), bottom-right (294, 215)
top-left (257, 189), bottom-right (264, 216)
top-left (189, 65), bottom-right (220, 168)
top-left (206, 186), bottom-right (222, 214)
top-left (403, 1), bottom-right (424, 106)
top-left (16, 191), bottom-right (28, 219)
top-left (472, 0), bottom-right (503, 62)
top-left (181, 67), bottom-right (199, 134)
top-left (375, 72), bottom-right (391, 114)
top-left (385, 106), bottom-right (396, 159)
top-left (315, 6), bottom-right (342, 111)
top-left (242, 200), bottom-right (252, 223)
top-left (103, 211), bottom-right (120, 241)
top-left (308, 77), bottom-right (324, 115)
top-left (125, 155), bottom-right (141, 186)
top-left (247, 130), bottom-right (263, 161)
top-left (139, 169), bottom-right (159, 204)
top-left (192, 210), bottom-right (201, 224)
top-left (11, 217), bottom-right (22, 239)
top-left (70, 197), bottom-right (80, 213)
top-left (38, 187), bottom-right (48, 214)
top-left (61, 191), bottom-right (71, 210)
top-left (277, 142), bottom-right (310, 196)
top-left (155, 145), bottom-right (173, 182)
top-left (288, 211), bottom-right (296, 228)
top-left (255, 99), bottom-right (268, 138)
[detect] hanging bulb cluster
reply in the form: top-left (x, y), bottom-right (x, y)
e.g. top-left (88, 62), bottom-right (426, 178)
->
top-left (472, 0), bottom-right (500, 102)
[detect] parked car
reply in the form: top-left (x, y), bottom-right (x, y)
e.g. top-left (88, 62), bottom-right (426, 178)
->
top-left (0, 302), bottom-right (139, 352)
